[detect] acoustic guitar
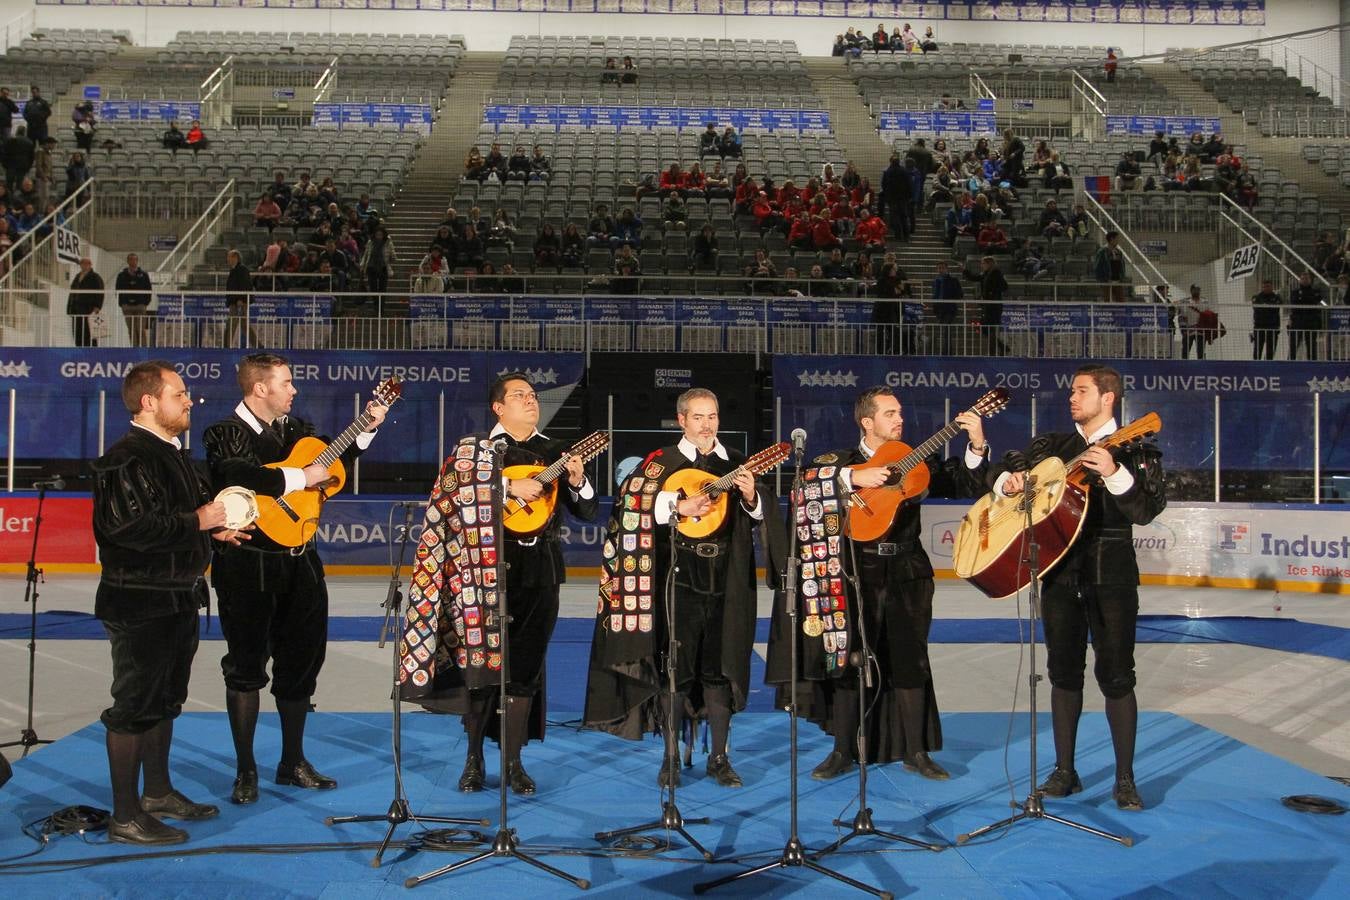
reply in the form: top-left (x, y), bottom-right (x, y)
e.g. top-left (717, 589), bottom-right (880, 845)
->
top-left (256, 378), bottom-right (403, 548)
top-left (663, 441), bottom-right (792, 539)
top-left (843, 389), bottom-right (1010, 542)
top-left (502, 430), bottom-right (611, 537)
top-left (953, 412), bottom-right (1163, 600)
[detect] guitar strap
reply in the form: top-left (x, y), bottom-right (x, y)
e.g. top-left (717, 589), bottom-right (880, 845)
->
top-left (792, 458), bottom-right (851, 676)
top-left (595, 449), bottom-right (663, 654)
top-left (397, 434), bottom-right (507, 699)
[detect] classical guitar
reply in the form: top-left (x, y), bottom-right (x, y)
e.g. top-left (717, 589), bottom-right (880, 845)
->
top-left (502, 430), bottom-right (611, 537)
top-left (843, 389), bottom-right (1010, 542)
top-left (255, 377), bottom-right (403, 548)
top-left (663, 441), bottom-right (792, 539)
top-left (954, 412), bottom-right (1163, 600)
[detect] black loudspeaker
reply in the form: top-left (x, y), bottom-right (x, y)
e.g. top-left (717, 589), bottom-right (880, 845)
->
top-left (0, 752), bottom-right (12, 789)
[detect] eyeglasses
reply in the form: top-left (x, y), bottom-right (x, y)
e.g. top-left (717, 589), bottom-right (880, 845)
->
top-left (504, 390), bottom-right (537, 402)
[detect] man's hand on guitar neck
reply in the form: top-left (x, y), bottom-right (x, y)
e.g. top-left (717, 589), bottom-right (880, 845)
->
top-left (564, 454), bottom-right (586, 489)
top-left (364, 400), bottom-right (388, 432)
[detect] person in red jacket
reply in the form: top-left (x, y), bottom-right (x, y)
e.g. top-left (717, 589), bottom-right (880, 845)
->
top-left (824, 179), bottom-right (845, 205)
top-left (830, 199), bottom-right (855, 234)
top-left (752, 192), bottom-right (784, 232)
top-left (855, 211), bottom-right (888, 250)
top-left (776, 179), bottom-right (799, 207)
top-left (977, 222), bottom-right (1009, 251)
top-left (683, 163), bottom-right (707, 196)
top-left (659, 163), bottom-right (685, 195)
top-left (811, 213), bottom-right (840, 250)
top-left (734, 176), bottom-right (760, 214)
top-left (788, 211), bottom-right (814, 249)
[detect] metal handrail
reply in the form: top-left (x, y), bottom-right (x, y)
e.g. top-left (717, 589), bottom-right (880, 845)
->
top-left (0, 8), bottom-right (34, 54)
top-left (314, 56), bottom-right (339, 102)
top-left (1078, 191), bottom-right (1168, 302)
top-left (155, 179), bottom-right (236, 283)
top-left (1071, 70), bottom-right (1108, 117)
top-left (969, 71), bottom-right (997, 102)
top-left (200, 54), bottom-right (235, 98)
top-left (1217, 193), bottom-right (1330, 290)
top-left (0, 180), bottom-right (95, 288)
top-left (1256, 40), bottom-right (1349, 109)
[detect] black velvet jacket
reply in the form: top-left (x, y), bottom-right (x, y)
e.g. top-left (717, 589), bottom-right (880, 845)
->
top-left (990, 429), bottom-right (1167, 587)
top-left (92, 427), bottom-right (212, 622)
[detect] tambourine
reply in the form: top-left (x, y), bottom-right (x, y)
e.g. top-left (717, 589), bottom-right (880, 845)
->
top-left (215, 486), bottom-right (259, 530)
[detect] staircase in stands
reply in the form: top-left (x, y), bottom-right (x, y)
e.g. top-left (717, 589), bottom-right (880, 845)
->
top-left (804, 56), bottom-right (952, 307)
top-left (381, 51), bottom-right (502, 307)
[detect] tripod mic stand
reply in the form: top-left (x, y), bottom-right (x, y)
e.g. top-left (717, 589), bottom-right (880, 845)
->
top-left (2, 482), bottom-right (57, 758)
top-left (695, 441), bottom-right (890, 899)
top-left (406, 442), bottom-right (591, 890)
top-left (957, 475), bottom-right (1131, 847)
top-left (812, 476), bottom-right (944, 861)
top-left (327, 501), bottom-right (487, 867)
top-left (595, 498), bottom-right (713, 861)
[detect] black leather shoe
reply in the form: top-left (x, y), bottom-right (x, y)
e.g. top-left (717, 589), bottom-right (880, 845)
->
top-left (506, 760), bottom-right (536, 795)
top-left (275, 759), bottom-right (337, 790)
top-left (1038, 765), bottom-right (1083, 798)
top-left (656, 755), bottom-right (681, 788)
top-left (108, 813), bottom-right (188, 846)
top-left (811, 750), bottom-right (855, 781)
top-left (1113, 774), bottom-right (1143, 811)
top-left (705, 754), bottom-right (743, 788)
top-left (458, 754), bottom-right (484, 793)
top-left (230, 771), bottom-right (258, 805)
top-left (902, 752), bottom-right (951, 781)
top-left (141, 789), bottom-right (219, 821)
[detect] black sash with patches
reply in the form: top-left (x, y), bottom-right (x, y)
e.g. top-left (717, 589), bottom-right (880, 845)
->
top-left (398, 434), bottom-right (506, 699)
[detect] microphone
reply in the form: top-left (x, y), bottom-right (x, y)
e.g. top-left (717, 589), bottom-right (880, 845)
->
top-left (33, 477), bottom-right (64, 490)
top-left (491, 438), bottom-right (508, 454)
top-left (790, 428), bottom-right (807, 454)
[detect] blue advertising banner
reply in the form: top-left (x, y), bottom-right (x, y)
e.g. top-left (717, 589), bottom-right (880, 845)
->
top-left (772, 356), bottom-right (1350, 473)
top-left (97, 100), bottom-right (201, 122)
top-left (1106, 115), bottom-right (1224, 136)
top-left (879, 111), bottom-right (998, 135)
top-left (312, 103), bottom-right (433, 134)
top-left (0, 350), bottom-right (586, 464)
top-left (483, 104), bottom-right (831, 133)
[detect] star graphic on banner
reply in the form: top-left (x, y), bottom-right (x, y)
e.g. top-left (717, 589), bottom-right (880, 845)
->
top-left (1306, 376), bottom-right (1349, 392)
top-left (13, 361), bottom-right (30, 377)
top-left (798, 370), bottom-right (815, 387)
top-left (0, 361), bottom-right (31, 378)
top-left (841, 371), bottom-right (859, 387)
top-left (536, 368), bottom-right (559, 386)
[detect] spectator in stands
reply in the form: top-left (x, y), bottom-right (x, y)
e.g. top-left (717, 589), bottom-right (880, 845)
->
top-left (945, 199), bottom-right (973, 245)
top-left (663, 191), bottom-right (688, 231)
top-left (734, 175), bottom-right (759, 215)
top-left (1334, 273), bottom-right (1350, 307)
top-left (973, 137), bottom-right (991, 161)
top-left (905, 158), bottom-right (924, 228)
top-left (483, 143), bottom-right (507, 181)
top-left (612, 206), bottom-right (643, 249)
top-left (321, 238), bottom-right (350, 291)
top-left (691, 223), bottom-right (719, 272)
top-left (921, 26), bottom-right (938, 52)
top-left (1043, 152), bottom-right (1073, 192)
top-left (1250, 277), bottom-right (1281, 360)
top-left (844, 28), bottom-right (865, 54)
top-left (0, 87), bottom-right (16, 140)
top-left (476, 261), bottom-right (500, 293)
top-left (560, 222), bottom-right (585, 268)
top-left (872, 259), bottom-right (903, 353)
top-left (1288, 271), bottom-right (1325, 360)
top-left (185, 119), bottom-right (207, 152)
top-left (1014, 238), bottom-right (1055, 279)
top-left (533, 223), bottom-right (561, 269)
top-left (22, 86), bottom-right (51, 144)
top-left (71, 100), bottom-right (96, 152)
top-left (831, 35), bottom-right (848, 58)
top-left (969, 191), bottom-right (994, 229)
top-left (506, 145), bottom-right (532, 181)
top-left (1200, 133), bottom-right (1225, 163)
top-left (621, 56), bottom-right (638, 85)
top-left (612, 243), bottom-right (641, 292)
top-left (822, 247), bottom-right (850, 282)
top-left (855, 209), bottom-right (888, 252)
top-left (68, 256), bottom-right (104, 348)
top-left (529, 145), bottom-right (551, 181)
top-left (929, 166), bottom-right (955, 207)
top-left (1030, 140), bottom-right (1052, 173)
top-left (929, 259), bottom-right (962, 355)
top-left (1177, 284), bottom-right (1211, 360)
top-left (853, 175), bottom-right (875, 212)
top-left (336, 223), bottom-right (361, 262)
top-left (602, 57), bottom-right (619, 84)
top-left (1094, 231), bottom-right (1127, 302)
top-left (0, 218), bottom-right (11, 267)
top-left (699, 123), bottom-right (721, 158)
top-left (704, 161), bottom-right (731, 198)
top-left (899, 23), bottom-right (919, 52)
top-left (64, 151), bottom-right (91, 204)
top-left (751, 191), bottom-right (783, 233)
top-left (880, 154), bottom-right (911, 241)
top-left (683, 162), bottom-right (707, 196)
top-left (161, 121), bottom-right (186, 153)
top-left (978, 256), bottom-right (1008, 356)
top-left (787, 210), bottom-right (813, 250)
top-left (1146, 131), bottom-right (1169, 169)
top-left (1001, 129), bottom-right (1026, 183)
top-left (360, 225), bottom-right (396, 296)
top-left (1, 124), bottom-right (33, 193)
top-left (744, 248), bottom-right (777, 295)
top-left (254, 192), bottom-right (282, 230)
top-left (905, 138), bottom-right (935, 175)
top-left (829, 196), bottom-right (854, 236)
top-left (659, 163), bottom-right (686, 196)
top-left (1313, 231), bottom-right (1340, 272)
top-left (1104, 48), bottom-right (1118, 83)
top-left (840, 161), bottom-right (861, 191)
top-left (486, 208), bottom-right (516, 249)
top-left (587, 204), bottom-right (614, 248)
top-left (812, 211), bottom-right (841, 250)
top-left (33, 137), bottom-right (54, 210)
top-left (223, 249), bottom-right (253, 347)
top-left (115, 253), bottom-right (152, 348)
top-left (1038, 198), bottom-right (1068, 239)
top-left (871, 24), bottom-right (889, 54)
top-left (498, 263), bottom-right (525, 295)
top-left (458, 224), bottom-right (485, 268)
top-left (977, 220), bottom-right (1008, 252)
top-left (318, 177), bottom-right (340, 208)
top-left (1114, 151), bottom-right (1141, 192)
top-left (464, 147), bottom-right (487, 181)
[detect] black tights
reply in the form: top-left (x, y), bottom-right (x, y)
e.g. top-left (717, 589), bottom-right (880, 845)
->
top-left (1051, 686), bottom-right (1136, 779)
top-left (226, 689), bottom-right (312, 772)
top-left (105, 719), bottom-right (176, 824)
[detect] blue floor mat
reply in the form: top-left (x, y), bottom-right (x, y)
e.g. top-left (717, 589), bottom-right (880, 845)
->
top-left (1, 712), bottom-right (1346, 898)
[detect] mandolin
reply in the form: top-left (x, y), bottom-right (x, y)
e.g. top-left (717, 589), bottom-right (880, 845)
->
top-left (663, 441), bottom-right (792, 539)
top-left (502, 430), bottom-right (611, 537)
top-left (843, 389), bottom-right (1010, 542)
top-left (954, 412), bottom-right (1163, 600)
top-left (255, 377), bottom-right (402, 548)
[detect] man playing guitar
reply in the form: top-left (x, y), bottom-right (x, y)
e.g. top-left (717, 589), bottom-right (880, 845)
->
top-left (990, 365), bottom-right (1166, 811)
top-left (204, 353), bottom-right (385, 804)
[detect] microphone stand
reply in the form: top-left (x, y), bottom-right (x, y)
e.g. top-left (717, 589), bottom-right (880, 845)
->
top-left (327, 500), bottom-right (487, 867)
top-left (811, 473), bottom-right (943, 864)
top-left (696, 442), bottom-right (890, 899)
top-left (1, 483), bottom-right (57, 757)
top-left (957, 474), bottom-right (1131, 847)
top-left (595, 496), bottom-right (714, 861)
top-left (406, 443), bottom-right (591, 890)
